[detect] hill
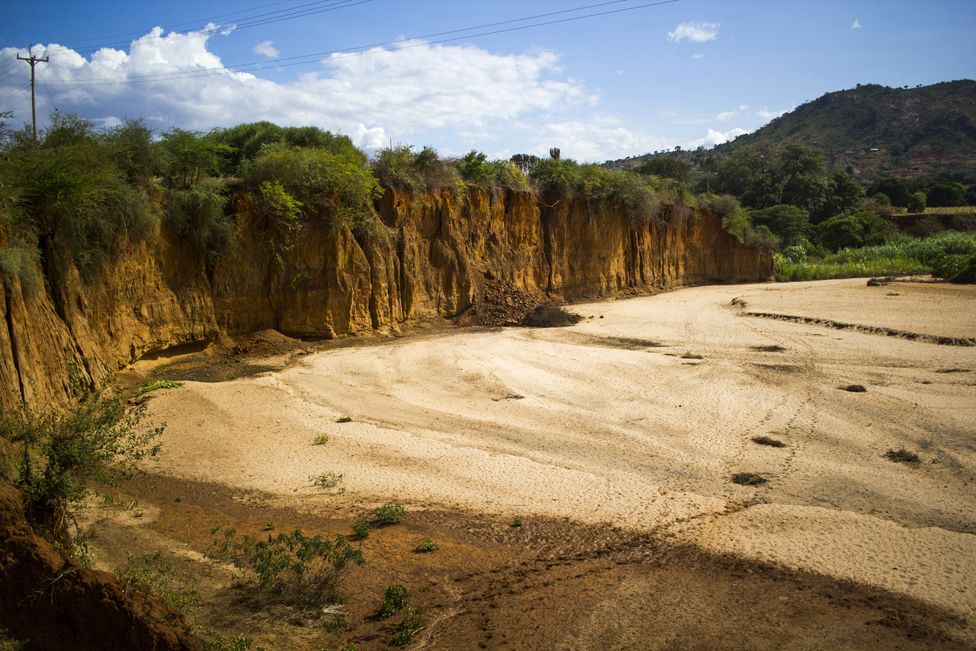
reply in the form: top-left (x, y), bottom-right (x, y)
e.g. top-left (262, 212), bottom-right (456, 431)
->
top-left (610, 80), bottom-right (976, 185)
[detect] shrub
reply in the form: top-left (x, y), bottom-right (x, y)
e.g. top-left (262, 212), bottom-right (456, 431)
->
top-left (949, 255), bottom-right (976, 283)
top-left (312, 434), bottom-right (330, 446)
top-left (415, 537), bottom-right (438, 553)
top-left (164, 177), bottom-right (233, 272)
top-left (247, 144), bottom-right (380, 231)
top-left (211, 529), bottom-right (364, 611)
top-left (351, 520), bottom-right (371, 539)
top-left (455, 151), bottom-right (528, 190)
top-left (391, 607), bottom-right (428, 646)
top-left (511, 515), bottom-right (525, 528)
top-left (371, 503), bottom-right (406, 525)
top-left (816, 211), bottom-right (894, 251)
top-left (378, 584), bottom-right (410, 619)
top-left (0, 387), bottom-right (163, 543)
top-left (907, 191), bottom-right (927, 213)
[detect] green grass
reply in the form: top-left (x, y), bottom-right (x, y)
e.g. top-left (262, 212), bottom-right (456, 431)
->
top-left (775, 231), bottom-right (976, 281)
top-left (134, 380), bottom-right (183, 396)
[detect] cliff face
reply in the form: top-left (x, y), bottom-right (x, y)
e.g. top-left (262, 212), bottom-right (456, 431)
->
top-left (0, 188), bottom-right (770, 410)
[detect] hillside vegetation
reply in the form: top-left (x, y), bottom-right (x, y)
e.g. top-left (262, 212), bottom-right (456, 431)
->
top-left (611, 80), bottom-right (976, 185)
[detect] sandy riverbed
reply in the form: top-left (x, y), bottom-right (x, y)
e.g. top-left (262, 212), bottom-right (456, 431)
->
top-left (142, 278), bottom-right (976, 634)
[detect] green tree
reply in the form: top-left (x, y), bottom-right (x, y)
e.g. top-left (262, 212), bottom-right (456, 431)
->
top-left (907, 191), bottom-right (927, 212)
top-left (817, 211), bottom-right (894, 251)
top-left (748, 204), bottom-right (812, 246)
top-left (635, 157), bottom-right (690, 182)
top-left (156, 128), bottom-right (230, 189)
top-left (927, 181), bottom-right (966, 207)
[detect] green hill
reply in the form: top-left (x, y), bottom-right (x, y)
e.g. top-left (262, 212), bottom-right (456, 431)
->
top-left (611, 80), bottom-right (976, 185)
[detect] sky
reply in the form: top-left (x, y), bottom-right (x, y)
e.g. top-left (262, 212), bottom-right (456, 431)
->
top-left (0, 0), bottom-right (973, 161)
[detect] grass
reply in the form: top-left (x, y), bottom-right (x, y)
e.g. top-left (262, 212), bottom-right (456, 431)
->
top-left (511, 515), bottom-right (525, 528)
top-left (134, 380), bottom-right (184, 396)
top-left (116, 551), bottom-right (198, 615)
top-left (312, 434), bottom-right (329, 445)
top-left (351, 520), bottom-right (371, 539)
top-left (371, 503), bottom-right (406, 525)
top-left (775, 231), bottom-right (976, 281)
top-left (885, 448), bottom-right (920, 465)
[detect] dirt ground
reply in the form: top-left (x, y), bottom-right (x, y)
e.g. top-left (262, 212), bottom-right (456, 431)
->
top-left (87, 277), bottom-right (976, 649)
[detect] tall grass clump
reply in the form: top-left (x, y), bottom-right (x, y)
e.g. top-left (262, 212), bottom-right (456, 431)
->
top-left (774, 231), bottom-right (976, 281)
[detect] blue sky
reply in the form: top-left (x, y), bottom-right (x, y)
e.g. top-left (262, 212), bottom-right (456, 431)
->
top-left (1, 0), bottom-right (973, 161)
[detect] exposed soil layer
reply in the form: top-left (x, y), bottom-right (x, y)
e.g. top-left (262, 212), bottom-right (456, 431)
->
top-left (81, 474), bottom-right (970, 651)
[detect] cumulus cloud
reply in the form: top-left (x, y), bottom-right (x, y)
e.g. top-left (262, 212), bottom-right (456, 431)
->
top-left (252, 40), bottom-right (279, 59)
top-left (756, 106), bottom-right (790, 120)
top-left (688, 127), bottom-right (747, 148)
top-left (851, 19), bottom-right (861, 29)
top-left (0, 26), bottom-right (588, 151)
top-left (527, 117), bottom-right (673, 162)
top-left (717, 104), bottom-right (749, 121)
top-left (667, 21), bottom-right (719, 43)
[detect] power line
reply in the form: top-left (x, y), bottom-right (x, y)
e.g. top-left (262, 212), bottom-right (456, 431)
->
top-left (61, 0), bottom-right (308, 49)
top-left (46, 0), bottom-right (678, 88)
top-left (65, 0), bottom-right (372, 55)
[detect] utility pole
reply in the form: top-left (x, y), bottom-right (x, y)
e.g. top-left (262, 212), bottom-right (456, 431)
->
top-left (17, 49), bottom-right (49, 141)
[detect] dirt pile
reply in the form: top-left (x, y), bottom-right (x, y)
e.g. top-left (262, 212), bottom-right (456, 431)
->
top-left (0, 482), bottom-right (199, 650)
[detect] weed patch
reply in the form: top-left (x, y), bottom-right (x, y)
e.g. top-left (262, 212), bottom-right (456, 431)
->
top-left (312, 434), bottom-right (329, 445)
top-left (311, 472), bottom-right (343, 489)
top-left (378, 584), bottom-right (410, 619)
top-left (371, 503), bottom-right (406, 525)
top-left (415, 537), bottom-right (438, 553)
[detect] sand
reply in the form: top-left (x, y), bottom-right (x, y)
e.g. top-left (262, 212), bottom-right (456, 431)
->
top-left (141, 278), bottom-right (976, 631)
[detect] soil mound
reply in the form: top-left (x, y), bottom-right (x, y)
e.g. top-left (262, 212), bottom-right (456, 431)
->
top-left (0, 482), bottom-right (199, 650)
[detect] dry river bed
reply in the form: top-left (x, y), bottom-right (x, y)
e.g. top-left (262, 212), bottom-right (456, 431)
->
top-left (91, 278), bottom-right (976, 649)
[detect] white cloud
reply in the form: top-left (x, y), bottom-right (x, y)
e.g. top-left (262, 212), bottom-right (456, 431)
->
top-left (252, 40), bottom-right (279, 59)
top-left (527, 117), bottom-right (673, 162)
top-left (0, 27), bottom-right (588, 151)
top-left (688, 127), bottom-right (747, 148)
top-left (668, 21), bottom-right (719, 43)
top-left (717, 104), bottom-right (749, 121)
top-left (692, 53), bottom-right (705, 60)
top-left (851, 19), bottom-right (861, 29)
top-left (756, 106), bottom-right (790, 120)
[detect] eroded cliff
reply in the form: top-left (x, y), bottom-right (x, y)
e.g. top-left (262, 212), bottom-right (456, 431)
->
top-left (0, 188), bottom-right (770, 410)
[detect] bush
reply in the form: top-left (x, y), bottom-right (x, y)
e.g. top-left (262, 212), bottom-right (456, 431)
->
top-left (415, 537), bottom-right (438, 553)
top-left (948, 255), bottom-right (976, 283)
top-left (391, 607), bottom-right (428, 646)
top-left (378, 584), bottom-right (410, 619)
top-left (372, 145), bottom-right (459, 193)
top-left (351, 520), bottom-right (370, 539)
top-left (816, 211), bottom-right (894, 251)
top-left (907, 191), bottom-right (927, 212)
top-left (211, 529), bottom-right (364, 611)
top-left (164, 177), bottom-right (233, 272)
top-left (454, 151), bottom-right (528, 190)
top-left (247, 144), bottom-right (380, 231)
top-left (0, 387), bottom-right (163, 543)
top-left (371, 502), bottom-right (406, 525)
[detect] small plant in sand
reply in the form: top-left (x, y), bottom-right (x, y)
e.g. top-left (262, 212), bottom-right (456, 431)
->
top-left (415, 537), bottom-right (438, 553)
top-left (371, 503), bottom-right (406, 525)
top-left (209, 528), bottom-right (364, 614)
top-left (731, 472), bottom-right (768, 486)
top-left (134, 380), bottom-right (183, 396)
top-left (312, 434), bottom-right (330, 445)
top-left (391, 607), bottom-right (429, 646)
top-left (378, 584), bottom-right (411, 619)
top-left (751, 435), bottom-right (786, 448)
top-left (336, 416), bottom-right (353, 423)
top-left (885, 448), bottom-right (920, 465)
top-left (681, 352), bottom-right (704, 360)
top-left (311, 472), bottom-right (343, 489)
top-left (351, 520), bottom-right (371, 539)
top-left (511, 515), bottom-right (525, 528)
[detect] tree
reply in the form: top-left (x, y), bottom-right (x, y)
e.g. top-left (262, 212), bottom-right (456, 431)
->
top-left (510, 153), bottom-right (540, 175)
top-left (927, 181), bottom-right (966, 207)
top-left (816, 211), bottom-right (893, 251)
top-left (636, 157), bottom-right (690, 182)
top-left (748, 204), bottom-right (812, 246)
top-left (156, 128), bottom-right (230, 189)
top-left (907, 191), bottom-right (927, 212)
